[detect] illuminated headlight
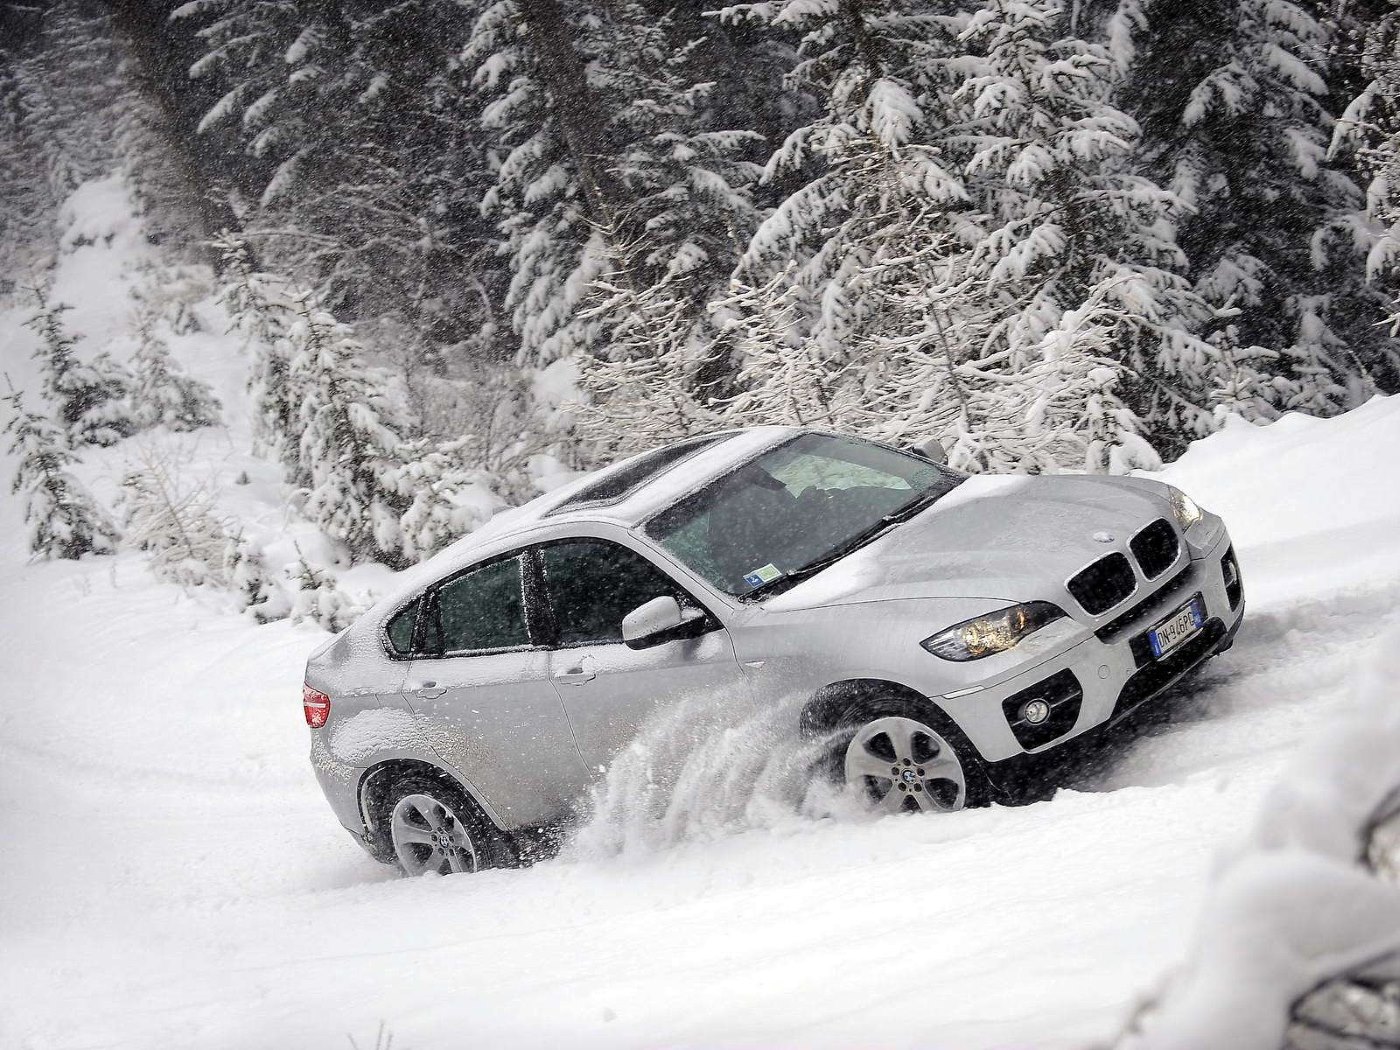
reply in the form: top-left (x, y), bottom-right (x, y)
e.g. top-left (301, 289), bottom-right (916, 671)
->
top-left (1168, 486), bottom-right (1203, 529)
top-left (921, 602), bottom-right (1066, 662)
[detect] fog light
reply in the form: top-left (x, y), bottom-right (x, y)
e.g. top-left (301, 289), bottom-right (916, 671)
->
top-left (1020, 699), bottom-right (1051, 725)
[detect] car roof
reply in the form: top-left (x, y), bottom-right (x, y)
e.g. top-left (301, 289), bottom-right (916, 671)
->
top-left (573, 426), bottom-right (798, 526)
top-left (355, 426), bottom-right (800, 628)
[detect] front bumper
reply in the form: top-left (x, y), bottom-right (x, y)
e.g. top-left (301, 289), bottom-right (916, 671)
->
top-left (938, 522), bottom-right (1245, 763)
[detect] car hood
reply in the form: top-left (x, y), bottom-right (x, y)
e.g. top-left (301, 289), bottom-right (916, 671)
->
top-left (763, 473), bottom-right (1170, 612)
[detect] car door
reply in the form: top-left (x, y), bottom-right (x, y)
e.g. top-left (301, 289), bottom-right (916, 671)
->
top-left (403, 551), bottom-right (593, 828)
top-left (534, 537), bottom-right (750, 774)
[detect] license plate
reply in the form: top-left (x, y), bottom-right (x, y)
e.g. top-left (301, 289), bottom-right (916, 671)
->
top-left (1147, 594), bottom-right (1206, 659)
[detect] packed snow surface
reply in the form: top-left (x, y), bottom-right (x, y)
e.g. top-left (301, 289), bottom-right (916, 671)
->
top-left (3, 205), bottom-right (1400, 1047)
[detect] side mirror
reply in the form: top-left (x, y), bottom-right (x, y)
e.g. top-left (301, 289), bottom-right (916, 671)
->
top-left (621, 596), bottom-right (709, 650)
top-left (909, 436), bottom-right (948, 465)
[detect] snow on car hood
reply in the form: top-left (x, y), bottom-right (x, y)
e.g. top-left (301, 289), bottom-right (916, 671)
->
top-left (763, 473), bottom-right (1170, 611)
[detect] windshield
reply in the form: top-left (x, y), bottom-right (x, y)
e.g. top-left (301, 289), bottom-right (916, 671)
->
top-left (645, 433), bottom-right (961, 598)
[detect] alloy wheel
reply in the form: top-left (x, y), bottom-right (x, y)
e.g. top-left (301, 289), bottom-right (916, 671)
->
top-left (843, 715), bottom-right (967, 814)
top-left (390, 792), bottom-right (480, 875)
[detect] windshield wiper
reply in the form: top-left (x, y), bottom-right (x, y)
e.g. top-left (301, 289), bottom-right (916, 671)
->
top-left (741, 486), bottom-right (952, 601)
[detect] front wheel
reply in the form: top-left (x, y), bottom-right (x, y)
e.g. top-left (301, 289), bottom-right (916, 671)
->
top-left (834, 699), bottom-right (990, 814)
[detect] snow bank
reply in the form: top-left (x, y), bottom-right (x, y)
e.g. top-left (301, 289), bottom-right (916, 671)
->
top-left (1120, 630), bottom-right (1400, 1049)
top-left (1148, 395), bottom-right (1400, 607)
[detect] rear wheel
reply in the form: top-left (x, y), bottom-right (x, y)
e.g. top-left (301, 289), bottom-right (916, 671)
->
top-left (829, 697), bottom-right (990, 813)
top-left (382, 773), bottom-right (501, 877)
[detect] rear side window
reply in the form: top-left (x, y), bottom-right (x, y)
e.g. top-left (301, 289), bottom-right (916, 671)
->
top-left (434, 556), bottom-right (530, 653)
top-left (539, 540), bottom-right (684, 646)
top-left (385, 598), bottom-right (420, 655)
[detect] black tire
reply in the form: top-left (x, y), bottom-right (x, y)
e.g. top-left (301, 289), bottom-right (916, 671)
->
top-left (821, 693), bottom-right (992, 812)
top-left (378, 771), bottom-right (513, 877)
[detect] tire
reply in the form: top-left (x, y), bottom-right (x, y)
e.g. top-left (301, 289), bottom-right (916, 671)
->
top-left (380, 772), bottom-right (509, 877)
top-left (825, 694), bottom-right (991, 814)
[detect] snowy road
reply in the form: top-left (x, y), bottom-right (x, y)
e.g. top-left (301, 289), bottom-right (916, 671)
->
top-left (3, 398), bottom-right (1399, 1050)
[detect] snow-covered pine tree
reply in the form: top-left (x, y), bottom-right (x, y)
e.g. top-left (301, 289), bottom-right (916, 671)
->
top-left (26, 283), bottom-right (136, 447)
top-left (212, 231), bottom-right (298, 467)
top-left (1021, 291), bottom-right (1163, 473)
top-left (940, 0), bottom-right (1251, 458)
top-left (1, 0), bottom-right (127, 214)
top-left (4, 387), bottom-right (118, 560)
top-left (129, 310), bottom-right (221, 431)
top-left (718, 0), bottom-right (1224, 469)
top-left (176, 0), bottom-right (504, 354)
top-left (718, 0), bottom-right (968, 359)
top-left (288, 292), bottom-right (414, 567)
top-left (468, 0), bottom-right (763, 374)
top-left (174, 0), bottom-right (356, 220)
top-left (119, 446), bottom-right (231, 586)
top-left (1331, 2), bottom-right (1400, 355)
top-left (0, 35), bottom-right (57, 283)
top-left (1116, 0), bottom-right (1387, 413)
top-left (585, 5), bottom-right (764, 350)
top-left (463, 0), bottom-right (622, 365)
top-left (854, 255), bottom-right (1043, 472)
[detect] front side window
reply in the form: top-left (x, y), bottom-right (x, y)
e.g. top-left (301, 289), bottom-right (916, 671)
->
top-left (646, 433), bottom-right (960, 597)
top-left (433, 556), bottom-right (530, 654)
top-left (539, 540), bottom-right (684, 646)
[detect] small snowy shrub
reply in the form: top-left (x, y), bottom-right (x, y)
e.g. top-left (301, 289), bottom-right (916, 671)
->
top-left (288, 555), bottom-right (360, 632)
top-left (118, 446), bottom-right (233, 587)
top-left (4, 387), bottom-right (118, 559)
top-left (389, 438), bottom-right (508, 562)
top-left (224, 534), bottom-right (291, 623)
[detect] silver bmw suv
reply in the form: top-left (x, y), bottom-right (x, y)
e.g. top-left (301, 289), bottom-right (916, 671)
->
top-left (305, 427), bottom-right (1244, 875)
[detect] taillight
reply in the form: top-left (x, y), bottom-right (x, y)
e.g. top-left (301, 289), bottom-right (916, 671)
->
top-left (303, 684), bottom-right (331, 728)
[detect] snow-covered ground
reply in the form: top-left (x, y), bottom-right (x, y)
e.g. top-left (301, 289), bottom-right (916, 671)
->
top-left (4, 181), bottom-right (1400, 1049)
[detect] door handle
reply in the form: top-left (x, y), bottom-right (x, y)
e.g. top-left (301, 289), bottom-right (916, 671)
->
top-left (412, 681), bottom-right (448, 699)
top-left (553, 666), bottom-right (596, 685)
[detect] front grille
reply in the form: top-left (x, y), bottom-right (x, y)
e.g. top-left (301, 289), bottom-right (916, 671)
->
top-left (1067, 553), bottom-right (1136, 615)
top-left (1001, 669), bottom-right (1083, 750)
top-left (1130, 518), bottom-right (1179, 580)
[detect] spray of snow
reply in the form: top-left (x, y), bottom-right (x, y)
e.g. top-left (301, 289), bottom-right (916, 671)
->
top-left (567, 688), bottom-right (860, 859)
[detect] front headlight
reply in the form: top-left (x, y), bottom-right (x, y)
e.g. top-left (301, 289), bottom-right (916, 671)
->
top-left (1168, 486), bottom-right (1203, 529)
top-left (921, 602), bottom-right (1066, 661)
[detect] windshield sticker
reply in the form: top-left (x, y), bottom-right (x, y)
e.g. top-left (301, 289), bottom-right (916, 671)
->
top-left (743, 563), bottom-right (783, 588)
